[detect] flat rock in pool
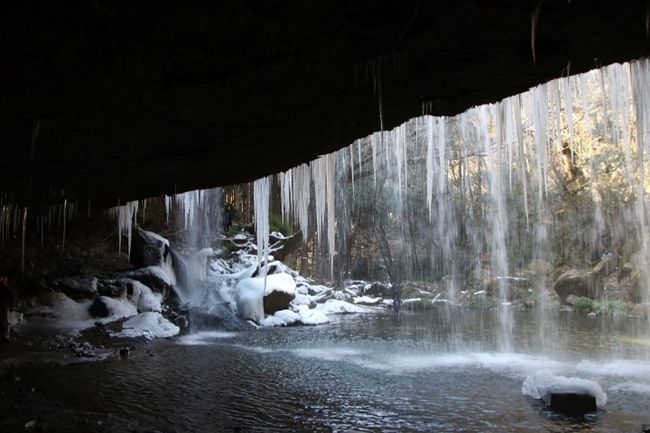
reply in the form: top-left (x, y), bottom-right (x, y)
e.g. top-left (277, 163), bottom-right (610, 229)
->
top-left (543, 392), bottom-right (597, 414)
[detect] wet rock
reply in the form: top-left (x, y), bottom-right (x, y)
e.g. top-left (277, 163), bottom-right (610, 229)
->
top-left (363, 282), bottom-right (391, 297)
top-left (127, 266), bottom-right (174, 295)
top-left (617, 262), bottom-right (634, 282)
top-left (130, 227), bottom-right (171, 268)
top-left (118, 347), bottom-right (130, 359)
top-left (553, 269), bottom-right (601, 302)
top-left (641, 424), bottom-right (650, 433)
top-left (486, 276), bottom-right (530, 300)
top-left (264, 290), bottom-right (295, 315)
top-left (97, 279), bottom-right (128, 297)
top-left (593, 253), bottom-right (618, 277)
top-left (88, 295), bottom-right (137, 318)
top-left (185, 304), bottom-right (244, 331)
top-left (53, 276), bottom-right (98, 300)
top-left (89, 297), bottom-right (111, 318)
top-left (543, 392), bottom-right (597, 414)
top-left (524, 259), bottom-right (554, 277)
top-left (629, 304), bottom-right (650, 319)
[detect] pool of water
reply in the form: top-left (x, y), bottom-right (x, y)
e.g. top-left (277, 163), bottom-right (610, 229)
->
top-left (2, 308), bottom-right (650, 432)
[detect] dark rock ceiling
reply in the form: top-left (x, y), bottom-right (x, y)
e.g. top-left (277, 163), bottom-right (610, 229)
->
top-left (1, 0), bottom-right (648, 207)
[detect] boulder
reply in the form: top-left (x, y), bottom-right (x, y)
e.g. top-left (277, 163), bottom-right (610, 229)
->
top-left (88, 296), bottom-right (138, 319)
top-left (544, 392), bottom-right (597, 414)
top-left (363, 282), bottom-right (391, 297)
top-left (127, 266), bottom-right (173, 294)
top-left (553, 269), bottom-right (601, 302)
top-left (53, 276), bottom-right (98, 300)
top-left (89, 297), bottom-right (111, 318)
top-left (264, 291), bottom-right (294, 315)
top-left (617, 262), bottom-right (633, 282)
top-left (130, 227), bottom-right (171, 268)
top-left (486, 276), bottom-right (530, 300)
top-left (97, 279), bottom-right (128, 297)
top-left (263, 273), bottom-right (296, 314)
top-left (235, 273), bottom-right (296, 321)
top-left (593, 253), bottom-right (619, 278)
top-left (522, 371), bottom-right (606, 414)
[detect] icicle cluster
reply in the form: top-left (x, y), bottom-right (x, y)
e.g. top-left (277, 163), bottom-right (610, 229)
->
top-left (258, 58), bottom-right (650, 298)
top-left (109, 201), bottom-right (139, 255)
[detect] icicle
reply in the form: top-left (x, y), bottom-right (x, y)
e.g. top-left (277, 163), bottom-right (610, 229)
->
top-left (531, 4), bottom-right (540, 64)
top-left (563, 77), bottom-right (574, 153)
top-left (21, 207), bottom-right (27, 272)
top-left (350, 142), bottom-right (355, 196)
top-left (109, 201), bottom-right (139, 255)
top-left (426, 116), bottom-right (434, 220)
top-left (513, 95), bottom-right (529, 227)
top-left (253, 177), bottom-right (271, 277)
top-left (165, 195), bottom-right (171, 224)
top-left (371, 134), bottom-right (378, 186)
top-left (437, 116), bottom-right (447, 196)
top-left (325, 153), bottom-right (336, 279)
top-left (62, 199), bottom-right (67, 252)
top-left (312, 157), bottom-right (327, 245)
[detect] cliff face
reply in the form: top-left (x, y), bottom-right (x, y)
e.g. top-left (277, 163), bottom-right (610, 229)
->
top-left (1, 0), bottom-right (648, 206)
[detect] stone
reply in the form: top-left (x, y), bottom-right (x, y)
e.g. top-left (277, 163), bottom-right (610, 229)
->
top-left (593, 253), bottom-right (618, 277)
top-left (127, 266), bottom-right (173, 295)
top-left (363, 282), bottom-right (391, 297)
top-left (118, 348), bottom-right (130, 359)
top-left (263, 291), bottom-right (295, 315)
top-left (543, 392), bottom-right (597, 414)
top-left (553, 269), bottom-right (601, 302)
top-left (89, 297), bottom-right (111, 318)
top-left (130, 227), bottom-right (171, 268)
top-left (97, 279), bottom-right (128, 297)
top-left (617, 262), bottom-right (634, 282)
top-left (53, 276), bottom-right (98, 300)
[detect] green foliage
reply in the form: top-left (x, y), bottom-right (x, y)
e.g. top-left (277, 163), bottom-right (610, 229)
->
top-left (572, 296), bottom-right (633, 316)
top-left (269, 214), bottom-right (291, 236)
top-left (467, 294), bottom-right (497, 310)
top-left (573, 297), bottom-right (595, 313)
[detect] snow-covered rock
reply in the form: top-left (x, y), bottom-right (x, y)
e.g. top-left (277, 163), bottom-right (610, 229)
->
top-left (297, 306), bottom-right (329, 325)
top-left (113, 312), bottom-right (180, 339)
top-left (315, 299), bottom-right (374, 315)
top-left (273, 309), bottom-right (300, 325)
top-left (235, 273), bottom-right (297, 322)
top-left (129, 280), bottom-right (163, 313)
top-left (260, 315), bottom-right (287, 327)
top-left (89, 296), bottom-right (138, 318)
top-left (522, 371), bottom-right (606, 411)
top-left (353, 295), bottom-right (383, 305)
top-left (235, 278), bottom-right (265, 323)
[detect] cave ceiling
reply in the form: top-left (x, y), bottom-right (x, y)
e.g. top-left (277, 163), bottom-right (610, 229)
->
top-left (1, 0), bottom-right (648, 207)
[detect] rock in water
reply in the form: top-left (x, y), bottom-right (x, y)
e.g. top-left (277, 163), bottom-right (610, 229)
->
top-left (522, 371), bottom-right (606, 414)
top-left (545, 392), bottom-right (597, 414)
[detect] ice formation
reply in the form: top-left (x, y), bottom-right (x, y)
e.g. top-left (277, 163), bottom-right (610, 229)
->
top-left (114, 312), bottom-right (180, 339)
top-left (253, 177), bottom-right (271, 278)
